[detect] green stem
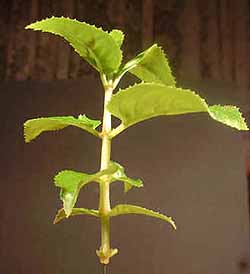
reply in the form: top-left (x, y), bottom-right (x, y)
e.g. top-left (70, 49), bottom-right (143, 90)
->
top-left (97, 80), bottom-right (117, 264)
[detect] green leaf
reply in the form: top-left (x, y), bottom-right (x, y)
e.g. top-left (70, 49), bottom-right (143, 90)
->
top-left (109, 29), bottom-right (124, 48)
top-left (208, 105), bottom-right (248, 130)
top-left (109, 204), bottom-right (176, 230)
top-left (108, 83), bottom-right (248, 131)
top-left (26, 17), bottom-right (122, 76)
top-left (53, 208), bottom-right (99, 224)
top-left (54, 170), bottom-right (97, 217)
top-left (118, 44), bottom-right (175, 86)
top-left (24, 114), bottom-right (101, 143)
top-left (109, 162), bottom-right (143, 192)
top-left (53, 163), bottom-right (126, 217)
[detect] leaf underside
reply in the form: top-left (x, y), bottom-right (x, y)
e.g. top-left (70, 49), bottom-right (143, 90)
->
top-left (54, 208), bottom-right (99, 224)
top-left (109, 204), bottom-right (176, 230)
top-left (119, 44), bottom-right (175, 86)
top-left (108, 83), bottom-right (248, 131)
top-left (26, 17), bottom-right (122, 76)
top-left (24, 115), bottom-right (101, 143)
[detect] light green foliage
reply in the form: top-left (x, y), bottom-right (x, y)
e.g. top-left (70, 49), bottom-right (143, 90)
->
top-left (24, 16), bottom-right (249, 265)
top-left (54, 208), bottom-right (99, 224)
top-left (54, 170), bottom-right (97, 217)
top-left (24, 115), bottom-right (101, 142)
top-left (109, 29), bottom-right (124, 48)
top-left (118, 44), bottom-right (176, 86)
top-left (109, 204), bottom-right (176, 230)
top-left (208, 105), bottom-right (248, 130)
top-left (108, 83), bottom-right (248, 131)
top-left (54, 162), bottom-right (142, 217)
top-left (109, 161), bottom-right (143, 192)
top-left (26, 17), bottom-right (122, 77)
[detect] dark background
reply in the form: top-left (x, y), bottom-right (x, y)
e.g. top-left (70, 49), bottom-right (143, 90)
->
top-left (0, 1), bottom-right (250, 274)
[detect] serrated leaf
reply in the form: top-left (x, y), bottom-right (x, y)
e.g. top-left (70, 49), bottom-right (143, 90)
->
top-left (26, 17), bottom-right (122, 76)
top-left (109, 204), bottom-right (176, 230)
top-left (109, 162), bottom-right (143, 192)
top-left (118, 44), bottom-right (175, 86)
top-left (53, 208), bottom-right (99, 224)
top-left (24, 115), bottom-right (101, 143)
top-left (208, 105), bottom-right (248, 130)
top-left (54, 170), bottom-right (97, 217)
top-left (108, 83), bottom-right (248, 131)
top-left (109, 29), bottom-right (124, 48)
top-left (54, 163), bottom-right (126, 216)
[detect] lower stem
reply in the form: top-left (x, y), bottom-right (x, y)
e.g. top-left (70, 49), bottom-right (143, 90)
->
top-left (99, 136), bottom-right (111, 262)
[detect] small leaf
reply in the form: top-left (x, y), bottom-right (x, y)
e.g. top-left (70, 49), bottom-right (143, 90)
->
top-left (53, 208), bottom-right (99, 224)
top-left (109, 29), bottom-right (124, 48)
top-left (108, 83), bottom-right (248, 131)
top-left (26, 17), bottom-right (122, 76)
top-left (208, 105), bottom-right (248, 130)
top-left (109, 204), bottom-right (176, 230)
top-left (109, 162), bottom-right (143, 192)
top-left (54, 164), bottom-right (123, 216)
top-left (24, 115), bottom-right (101, 143)
top-left (54, 170), bottom-right (96, 217)
top-left (118, 44), bottom-right (175, 86)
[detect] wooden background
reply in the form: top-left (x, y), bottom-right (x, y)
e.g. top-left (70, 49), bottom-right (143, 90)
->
top-left (1, 0), bottom-right (249, 89)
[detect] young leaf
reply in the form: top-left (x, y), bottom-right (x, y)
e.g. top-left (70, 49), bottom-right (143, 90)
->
top-left (118, 44), bottom-right (175, 86)
top-left (54, 164), bottom-right (128, 217)
top-left (54, 170), bottom-right (97, 217)
top-left (109, 161), bottom-right (143, 192)
top-left (109, 204), bottom-right (176, 230)
top-left (108, 83), bottom-right (248, 132)
top-left (24, 115), bottom-right (101, 143)
top-left (26, 17), bottom-right (122, 76)
top-left (53, 208), bottom-right (99, 224)
top-left (109, 29), bottom-right (124, 48)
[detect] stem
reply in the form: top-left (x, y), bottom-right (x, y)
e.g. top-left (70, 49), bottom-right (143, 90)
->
top-left (97, 78), bottom-right (117, 264)
top-left (110, 123), bottom-right (126, 138)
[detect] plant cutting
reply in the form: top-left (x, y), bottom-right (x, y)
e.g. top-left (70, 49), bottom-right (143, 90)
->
top-left (23, 17), bottom-right (249, 267)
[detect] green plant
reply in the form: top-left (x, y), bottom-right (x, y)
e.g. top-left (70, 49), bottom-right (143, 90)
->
top-left (24, 17), bottom-right (248, 266)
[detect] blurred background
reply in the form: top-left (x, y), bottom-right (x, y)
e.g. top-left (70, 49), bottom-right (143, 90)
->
top-left (0, 1), bottom-right (250, 274)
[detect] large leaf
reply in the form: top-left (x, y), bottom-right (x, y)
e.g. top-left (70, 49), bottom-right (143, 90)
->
top-left (108, 83), bottom-right (248, 131)
top-left (26, 17), bottom-right (122, 76)
top-left (118, 44), bottom-right (175, 86)
top-left (24, 114), bottom-right (101, 143)
top-left (109, 204), bottom-right (176, 230)
top-left (53, 208), bottom-right (99, 224)
top-left (54, 170), bottom-right (97, 217)
top-left (109, 162), bottom-right (143, 192)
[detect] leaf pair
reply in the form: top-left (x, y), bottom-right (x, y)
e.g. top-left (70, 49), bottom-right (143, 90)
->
top-left (54, 204), bottom-right (176, 230)
top-left (54, 162), bottom-right (143, 217)
top-left (25, 17), bottom-right (174, 86)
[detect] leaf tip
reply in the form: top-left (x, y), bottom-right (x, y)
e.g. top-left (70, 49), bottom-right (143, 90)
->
top-left (170, 218), bottom-right (177, 230)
